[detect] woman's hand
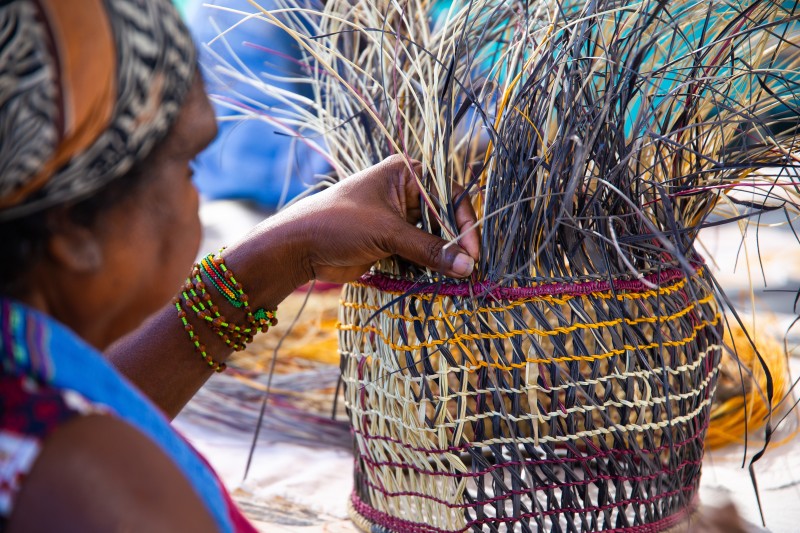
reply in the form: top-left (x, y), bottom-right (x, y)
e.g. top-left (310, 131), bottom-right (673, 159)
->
top-left (237, 154), bottom-right (479, 291)
top-left (288, 154), bottom-right (480, 283)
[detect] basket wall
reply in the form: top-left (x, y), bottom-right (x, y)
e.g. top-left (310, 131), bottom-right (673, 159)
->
top-left (338, 269), bottom-right (722, 533)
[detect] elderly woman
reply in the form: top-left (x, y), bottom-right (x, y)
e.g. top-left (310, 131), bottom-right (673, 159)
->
top-left (0, 0), bottom-right (479, 531)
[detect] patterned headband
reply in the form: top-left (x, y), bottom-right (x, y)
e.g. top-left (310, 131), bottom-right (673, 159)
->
top-left (0, 0), bottom-right (197, 220)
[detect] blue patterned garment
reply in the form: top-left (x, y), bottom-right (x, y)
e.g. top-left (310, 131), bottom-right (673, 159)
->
top-left (0, 298), bottom-right (255, 532)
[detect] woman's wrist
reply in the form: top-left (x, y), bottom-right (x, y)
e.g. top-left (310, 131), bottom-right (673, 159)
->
top-left (219, 209), bottom-right (314, 313)
top-left (169, 209), bottom-right (314, 375)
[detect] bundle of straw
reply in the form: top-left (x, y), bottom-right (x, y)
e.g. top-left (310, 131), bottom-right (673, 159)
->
top-left (207, 0), bottom-right (800, 530)
top-left (707, 321), bottom-right (794, 450)
top-left (215, 0), bottom-right (800, 281)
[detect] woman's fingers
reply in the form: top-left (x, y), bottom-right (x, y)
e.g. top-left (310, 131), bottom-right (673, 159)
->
top-left (451, 184), bottom-right (480, 261)
top-left (398, 163), bottom-right (481, 263)
top-left (299, 155), bottom-right (480, 282)
top-left (389, 221), bottom-right (475, 278)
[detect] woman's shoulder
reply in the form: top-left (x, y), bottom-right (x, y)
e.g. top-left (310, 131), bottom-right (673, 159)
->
top-left (2, 385), bottom-right (218, 532)
top-left (0, 301), bottom-right (250, 532)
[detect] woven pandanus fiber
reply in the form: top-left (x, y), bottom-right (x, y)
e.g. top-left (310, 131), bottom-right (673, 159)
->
top-left (338, 267), bottom-right (721, 532)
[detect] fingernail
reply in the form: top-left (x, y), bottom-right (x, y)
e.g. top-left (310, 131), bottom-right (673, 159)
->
top-left (451, 253), bottom-right (475, 277)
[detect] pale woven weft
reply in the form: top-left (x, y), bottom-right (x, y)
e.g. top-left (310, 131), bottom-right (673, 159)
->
top-left (338, 268), bottom-right (721, 532)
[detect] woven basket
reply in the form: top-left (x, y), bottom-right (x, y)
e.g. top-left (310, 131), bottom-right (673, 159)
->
top-left (338, 267), bottom-right (721, 532)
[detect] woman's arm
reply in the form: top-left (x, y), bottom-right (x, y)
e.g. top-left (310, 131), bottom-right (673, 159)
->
top-left (107, 155), bottom-right (479, 417)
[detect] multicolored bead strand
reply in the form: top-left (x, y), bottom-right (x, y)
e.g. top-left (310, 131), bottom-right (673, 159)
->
top-left (200, 254), bottom-right (242, 308)
top-left (175, 251), bottom-right (278, 371)
top-left (174, 297), bottom-right (226, 373)
top-left (199, 252), bottom-right (278, 334)
top-left (183, 269), bottom-right (253, 351)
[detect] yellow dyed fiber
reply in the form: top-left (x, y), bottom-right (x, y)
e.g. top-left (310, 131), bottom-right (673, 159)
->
top-left (707, 322), bottom-right (793, 450)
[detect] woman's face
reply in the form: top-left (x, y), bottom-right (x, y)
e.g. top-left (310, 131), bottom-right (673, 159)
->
top-left (79, 77), bottom-right (218, 346)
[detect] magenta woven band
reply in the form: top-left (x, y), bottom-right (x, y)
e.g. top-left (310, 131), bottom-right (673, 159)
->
top-left (350, 491), bottom-right (698, 533)
top-left (359, 266), bottom-right (696, 299)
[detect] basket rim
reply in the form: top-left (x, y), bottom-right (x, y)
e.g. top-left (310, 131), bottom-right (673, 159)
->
top-left (356, 265), bottom-right (704, 300)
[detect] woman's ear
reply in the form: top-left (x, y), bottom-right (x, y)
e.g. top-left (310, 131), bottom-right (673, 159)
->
top-left (45, 210), bottom-right (104, 273)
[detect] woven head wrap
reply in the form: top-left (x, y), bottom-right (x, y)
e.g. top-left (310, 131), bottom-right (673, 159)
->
top-left (0, 0), bottom-right (197, 220)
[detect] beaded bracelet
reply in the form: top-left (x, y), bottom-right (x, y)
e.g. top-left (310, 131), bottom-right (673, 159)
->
top-left (174, 297), bottom-right (226, 373)
top-left (183, 269), bottom-right (252, 351)
top-left (176, 251), bottom-right (278, 372)
top-left (199, 252), bottom-right (277, 332)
